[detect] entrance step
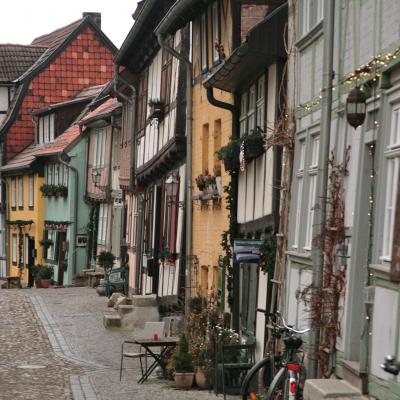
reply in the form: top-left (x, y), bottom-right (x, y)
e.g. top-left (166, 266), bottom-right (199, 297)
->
top-left (342, 360), bottom-right (368, 393)
top-left (304, 379), bottom-right (366, 400)
top-left (131, 294), bottom-right (158, 307)
top-left (103, 314), bottom-right (121, 328)
top-left (117, 305), bottom-right (135, 316)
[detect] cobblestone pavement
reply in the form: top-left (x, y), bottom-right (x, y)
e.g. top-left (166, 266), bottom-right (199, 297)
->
top-left (0, 290), bottom-right (86, 400)
top-left (2, 287), bottom-right (236, 400)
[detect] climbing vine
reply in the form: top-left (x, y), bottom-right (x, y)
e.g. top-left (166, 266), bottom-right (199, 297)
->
top-left (259, 231), bottom-right (277, 275)
top-left (300, 148), bottom-right (350, 377)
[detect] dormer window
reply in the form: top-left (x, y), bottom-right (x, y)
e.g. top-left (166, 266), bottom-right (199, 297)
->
top-left (38, 114), bottom-right (55, 145)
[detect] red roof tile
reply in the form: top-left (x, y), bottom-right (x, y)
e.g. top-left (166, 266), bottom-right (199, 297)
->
top-left (81, 97), bottom-right (121, 124)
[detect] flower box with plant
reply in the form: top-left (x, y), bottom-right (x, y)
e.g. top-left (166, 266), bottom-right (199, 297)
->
top-left (34, 265), bottom-right (54, 288)
top-left (148, 98), bottom-right (165, 120)
top-left (39, 238), bottom-right (53, 249)
top-left (216, 138), bottom-right (241, 173)
top-left (242, 127), bottom-right (265, 162)
top-left (170, 333), bottom-right (195, 389)
top-left (55, 185), bottom-right (68, 197)
top-left (40, 184), bottom-right (57, 197)
top-left (97, 251), bottom-right (116, 271)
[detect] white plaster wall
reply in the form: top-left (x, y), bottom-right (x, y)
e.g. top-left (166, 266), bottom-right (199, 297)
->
top-left (255, 270), bottom-right (268, 361)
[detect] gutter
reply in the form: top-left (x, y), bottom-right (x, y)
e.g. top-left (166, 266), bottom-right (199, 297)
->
top-left (156, 31), bottom-right (193, 313)
top-left (113, 65), bottom-right (143, 294)
top-left (308, 0), bottom-right (335, 378)
top-left (58, 152), bottom-right (79, 277)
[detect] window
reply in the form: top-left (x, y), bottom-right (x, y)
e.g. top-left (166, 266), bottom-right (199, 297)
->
top-left (211, 1), bottom-right (220, 63)
top-left (200, 12), bottom-right (208, 71)
top-left (97, 203), bottom-right (108, 244)
top-left (45, 164), bottom-right (68, 186)
top-left (18, 176), bottom-right (23, 209)
top-left (160, 41), bottom-right (173, 107)
top-left (11, 177), bottom-right (16, 209)
top-left (38, 114), bottom-right (55, 145)
top-left (25, 235), bottom-right (29, 266)
top-left (240, 76), bottom-right (266, 136)
top-left (304, 136), bottom-right (319, 249)
top-left (144, 189), bottom-right (154, 254)
top-left (93, 128), bottom-right (107, 169)
top-left (240, 263), bottom-right (258, 335)
top-left (47, 230), bottom-right (58, 260)
top-left (28, 175), bottom-right (34, 208)
top-left (382, 107), bottom-right (400, 260)
top-left (137, 69), bottom-right (149, 137)
top-left (293, 141), bottom-right (306, 248)
top-left (12, 234), bottom-right (17, 264)
top-left (300, 0), bottom-right (324, 36)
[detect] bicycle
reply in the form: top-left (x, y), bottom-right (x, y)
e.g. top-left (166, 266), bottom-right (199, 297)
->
top-left (241, 310), bottom-right (309, 400)
top-left (381, 355), bottom-right (400, 376)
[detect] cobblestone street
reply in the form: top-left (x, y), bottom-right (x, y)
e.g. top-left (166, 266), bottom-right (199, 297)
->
top-left (0, 287), bottom-right (231, 400)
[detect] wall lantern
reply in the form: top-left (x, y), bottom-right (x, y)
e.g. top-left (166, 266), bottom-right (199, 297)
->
top-left (346, 87), bottom-right (367, 128)
top-left (165, 174), bottom-right (184, 208)
top-left (92, 169), bottom-right (101, 186)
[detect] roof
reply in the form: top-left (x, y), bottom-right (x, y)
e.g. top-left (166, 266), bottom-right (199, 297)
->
top-left (203, 3), bottom-right (287, 92)
top-left (154, 0), bottom-right (212, 37)
top-left (0, 143), bottom-right (37, 172)
top-left (0, 44), bottom-right (47, 82)
top-left (81, 97), bottom-right (121, 125)
top-left (34, 123), bottom-right (81, 158)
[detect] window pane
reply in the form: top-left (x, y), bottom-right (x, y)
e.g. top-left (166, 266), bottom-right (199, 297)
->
top-left (29, 176), bottom-right (34, 207)
top-left (305, 174), bottom-right (317, 248)
top-left (201, 13), bottom-right (207, 71)
top-left (18, 177), bottom-right (23, 207)
top-left (212, 2), bottom-right (220, 62)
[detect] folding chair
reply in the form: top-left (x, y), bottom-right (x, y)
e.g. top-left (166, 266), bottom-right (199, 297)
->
top-left (119, 321), bottom-right (165, 381)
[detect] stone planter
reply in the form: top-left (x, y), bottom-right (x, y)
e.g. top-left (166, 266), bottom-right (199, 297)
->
top-left (174, 372), bottom-right (194, 389)
top-left (195, 367), bottom-right (208, 389)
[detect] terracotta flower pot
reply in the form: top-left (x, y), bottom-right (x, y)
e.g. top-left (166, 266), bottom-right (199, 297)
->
top-left (40, 279), bottom-right (52, 288)
top-left (34, 279), bottom-right (43, 288)
top-left (174, 372), bottom-right (194, 389)
top-left (195, 367), bottom-right (208, 389)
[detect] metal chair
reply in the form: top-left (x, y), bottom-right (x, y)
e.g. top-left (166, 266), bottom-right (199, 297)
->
top-left (119, 321), bottom-right (165, 381)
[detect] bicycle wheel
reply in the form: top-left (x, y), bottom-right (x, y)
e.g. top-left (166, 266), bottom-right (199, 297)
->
top-left (265, 368), bottom-right (288, 400)
top-left (241, 356), bottom-right (274, 400)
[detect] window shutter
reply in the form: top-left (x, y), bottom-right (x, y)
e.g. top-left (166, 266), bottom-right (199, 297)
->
top-left (43, 230), bottom-right (48, 259)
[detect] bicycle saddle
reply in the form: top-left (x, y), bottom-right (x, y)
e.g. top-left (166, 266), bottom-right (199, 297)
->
top-left (283, 334), bottom-right (303, 349)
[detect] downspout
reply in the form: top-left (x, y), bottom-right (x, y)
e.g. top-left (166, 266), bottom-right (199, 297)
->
top-left (308, 0), bottom-right (335, 379)
top-left (206, 86), bottom-right (240, 329)
top-left (157, 32), bottom-right (192, 313)
top-left (113, 65), bottom-right (143, 293)
top-left (58, 152), bottom-right (79, 277)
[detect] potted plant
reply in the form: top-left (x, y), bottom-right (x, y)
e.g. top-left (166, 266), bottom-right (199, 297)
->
top-left (171, 333), bottom-right (195, 389)
top-left (35, 265), bottom-right (53, 288)
top-left (242, 127), bottom-right (265, 162)
top-left (55, 185), bottom-right (68, 197)
top-left (39, 238), bottom-right (53, 249)
top-left (148, 98), bottom-right (165, 120)
top-left (195, 173), bottom-right (207, 192)
top-left (40, 184), bottom-right (57, 197)
top-left (216, 138), bottom-right (241, 173)
top-left (97, 251), bottom-right (115, 271)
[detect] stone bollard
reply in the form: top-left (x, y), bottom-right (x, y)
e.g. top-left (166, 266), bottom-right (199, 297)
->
top-left (303, 379), bottom-right (366, 400)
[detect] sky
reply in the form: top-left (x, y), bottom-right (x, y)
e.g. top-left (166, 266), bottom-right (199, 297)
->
top-left (0, 1), bottom-right (140, 49)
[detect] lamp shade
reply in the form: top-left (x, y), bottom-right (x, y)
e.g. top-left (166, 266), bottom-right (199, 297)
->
top-left (165, 175), bottom-right (179, 198)
top-left (346, 87), bottom-right (367, 129)
top-left (92, 169), bottom-right (101, 185)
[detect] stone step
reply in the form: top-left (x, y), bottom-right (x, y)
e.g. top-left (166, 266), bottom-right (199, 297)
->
top-left (103, 314), bottom-right (121, 328)
top-left (117, 305), bottom-right (135, 316)
top-left (132, 294), bottom-right (158, 307)
top-left (341, 360), bottom-right (368, 393)
top-left (304, 379), bottom-right (365, 400)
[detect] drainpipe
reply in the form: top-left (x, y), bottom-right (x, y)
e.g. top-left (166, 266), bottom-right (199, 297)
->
top-left (206, 87), bottom-right (240, 328)
top-left (113, 66), bottom-right (143, 294)
top-left (157, 32), bottom-right (193, 313)
top-left (308, 0), bottom-right (335, 379)
top-left (58, 152), bottom-right (79, 277)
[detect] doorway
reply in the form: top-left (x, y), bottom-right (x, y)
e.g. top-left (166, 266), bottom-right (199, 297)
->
top-left (27, 236), bottom-right (35, 287)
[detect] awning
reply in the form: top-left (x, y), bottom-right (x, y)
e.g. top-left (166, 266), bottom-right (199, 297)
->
top-left (233, 239), bottom-right (262, 263)
top-left (204, 3), bottom-right (287, 93)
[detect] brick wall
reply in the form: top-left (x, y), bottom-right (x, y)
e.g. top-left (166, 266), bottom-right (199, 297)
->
top-left (241, 4), bottom-right (269, 41)
top-left (6, 26), bottom-right (115, 160)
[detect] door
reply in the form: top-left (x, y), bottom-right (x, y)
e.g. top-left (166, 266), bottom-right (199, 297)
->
top-left (27, 237), bottom-right (35, 287)
top-left (58, 232), bottom-right (67, 286)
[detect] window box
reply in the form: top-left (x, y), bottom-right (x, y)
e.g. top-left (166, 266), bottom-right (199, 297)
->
top-left (216, 138), bottom-right (241, 173)
top-left (242, 128), bottom-right (265, 162)
top-left (40, 183), bottom-right (57, 197)
top-left (148, 99), bottom-right (165, 120)
top-left (55, 185), bottom-right (68, 198)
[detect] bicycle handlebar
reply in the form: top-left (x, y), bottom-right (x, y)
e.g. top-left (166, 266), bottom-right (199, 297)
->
top-left (381, 355), bottom-right (400, 376)
top-left (257, 309), bottom-right (310, 334)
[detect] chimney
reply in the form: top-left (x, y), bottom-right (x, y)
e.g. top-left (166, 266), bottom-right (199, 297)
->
top-left (82, 12), bottom-right (101, 29)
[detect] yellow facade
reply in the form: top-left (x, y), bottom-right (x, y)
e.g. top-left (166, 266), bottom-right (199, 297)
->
top-left (191, 0), bottom-right (233, 294)
top-left (7, 173), bottom-right (45, 284)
